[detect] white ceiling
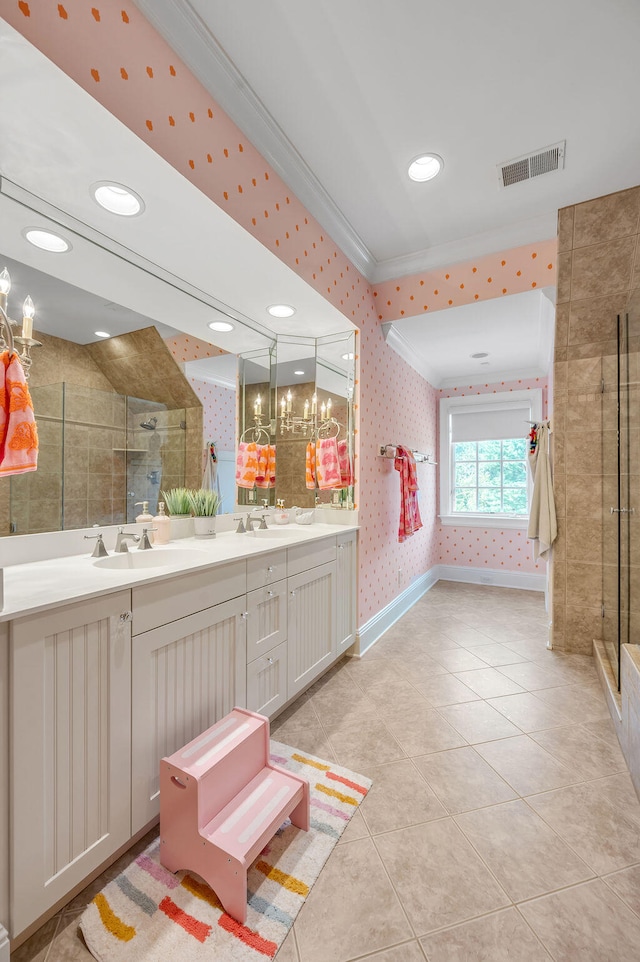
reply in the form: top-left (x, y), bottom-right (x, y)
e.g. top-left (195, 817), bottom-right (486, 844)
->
top-left (138, 0), bottom-right (640, 280)
top-left (2, 2), bottom-right (639, 384)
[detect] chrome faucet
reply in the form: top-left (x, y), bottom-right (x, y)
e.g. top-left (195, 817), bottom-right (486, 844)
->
top-left (84, 532), bottom-right (108, 558)
top-left (138, 526), bottom-right (157, 550)
top-left (115, 527), bottom-right (140, 553)
top-left (246, 511), bottom-right (268, 531)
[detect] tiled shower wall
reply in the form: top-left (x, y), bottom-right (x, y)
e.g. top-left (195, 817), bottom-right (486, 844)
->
top-left (552, 185), bottom-right (640, 653)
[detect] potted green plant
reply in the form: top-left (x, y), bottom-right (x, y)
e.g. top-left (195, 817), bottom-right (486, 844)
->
top-left (187, 488), bottom-right (222, 537)
top-left (160, 487), bottom-right (192, 518)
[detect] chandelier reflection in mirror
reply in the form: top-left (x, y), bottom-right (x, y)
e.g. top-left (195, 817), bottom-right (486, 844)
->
top-left (279, 390), bottom-right (334, 436)
top-left (0, 267), bottom-right (42, 379)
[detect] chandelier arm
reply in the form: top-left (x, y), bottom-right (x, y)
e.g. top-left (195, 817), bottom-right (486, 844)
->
top-left (0, 303), bottom-right (15, 353)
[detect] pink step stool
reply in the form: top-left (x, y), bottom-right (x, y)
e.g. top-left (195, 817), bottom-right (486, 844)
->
top-left (159, 707), bottom-right (310, 924)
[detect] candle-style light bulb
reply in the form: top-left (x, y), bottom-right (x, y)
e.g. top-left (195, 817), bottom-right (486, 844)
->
top-left (311, 393), bottom-right (317, 416)
top-left (22, 295), bottom-right (35, 339)
top-left (254, 394), bottom-right (261, 417)
top-left (286, 390), bottom-right (292, 414)
top-left (327, 397), bottom-right (332, 418)
top-left (303, 399), bottom-right (309, 420)
top-left (0, 267), bottom-right (10, 312)
top-left (321, 402), bottom-right (326, 420)
top-left (280, 394), bottom-right (286, 416)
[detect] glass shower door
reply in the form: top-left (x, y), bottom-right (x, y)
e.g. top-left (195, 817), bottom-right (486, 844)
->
top-left (603, 312), bottom-right (636, 689)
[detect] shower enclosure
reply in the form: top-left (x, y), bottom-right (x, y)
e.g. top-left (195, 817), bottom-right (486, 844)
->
top-left (602, 311), bottom-right (639, 689)
top-left (8, 383), bottom-right (186, 535)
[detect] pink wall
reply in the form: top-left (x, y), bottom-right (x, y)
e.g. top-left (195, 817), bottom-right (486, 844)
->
top-left (9, 3), bottom-right (558, 629)
top-left (188, 379), bottom-right (235, 450)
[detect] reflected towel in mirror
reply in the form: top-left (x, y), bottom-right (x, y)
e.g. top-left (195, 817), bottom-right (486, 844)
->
top-left (0, 350), bottom-right (38, 476)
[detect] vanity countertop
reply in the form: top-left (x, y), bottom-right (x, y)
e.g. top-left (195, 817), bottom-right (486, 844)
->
top-left (1, 523), bottom-right (358, 623)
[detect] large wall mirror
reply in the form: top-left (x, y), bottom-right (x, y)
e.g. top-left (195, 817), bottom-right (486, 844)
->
top-left (0, 20), bottom-right (357, 539)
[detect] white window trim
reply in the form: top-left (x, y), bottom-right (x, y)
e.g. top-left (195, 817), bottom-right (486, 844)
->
top-left (439, 389), bottom-right (542, 529)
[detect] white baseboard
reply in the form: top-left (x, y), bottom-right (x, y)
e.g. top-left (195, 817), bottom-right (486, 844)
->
top-left (434, 564), bottom-right (546, 593)
top-left (354, 564), bottom-right (545, 658)
top-left (355, 568), bottom-right (439, 657)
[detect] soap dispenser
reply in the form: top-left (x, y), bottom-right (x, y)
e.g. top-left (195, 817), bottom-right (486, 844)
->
top-left (135, 501), bottom-right (154, 542)
top-left (153, 501), bottom-right (171, 545)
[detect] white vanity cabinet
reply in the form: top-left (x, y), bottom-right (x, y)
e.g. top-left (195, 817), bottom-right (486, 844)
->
top-left (336, 530), bottom-right (357, 655)
top-left (130, 564), bottom-right (247, 832)
top-left (287, 536), bottom-right (338, 699)
top-left (10, 592), bottom-right (133, 935)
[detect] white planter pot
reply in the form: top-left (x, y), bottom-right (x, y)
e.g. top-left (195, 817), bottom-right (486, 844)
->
top-left (193, 516), bottom-right (217, 538)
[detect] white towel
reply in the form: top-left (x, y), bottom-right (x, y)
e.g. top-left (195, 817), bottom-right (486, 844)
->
top-left (527, 421), bottom-right (557, 561)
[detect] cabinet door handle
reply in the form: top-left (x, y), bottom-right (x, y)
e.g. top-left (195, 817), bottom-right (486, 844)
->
top-left (119, 611), bottom-right (132, 623)
top-left (267, 590), bottom-right (274, 598)
top-left (290, 590), bottom-right (296, 598)
top-left (267, 565), bottom-right (274, 573)
top-left (241, 611), bottom-right (249, 620)
top-left (338, 543), bottom-right (345, 550)
top-left (267, 657), bottom-right (274, 665)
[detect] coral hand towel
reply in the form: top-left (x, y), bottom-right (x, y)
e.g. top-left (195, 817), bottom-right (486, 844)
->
top-left (394, 445), bottom-right (422, 542)
top-left (316, 437), bottom-right (341, 489)
top-left (305, 441), bottom-right (316, 489)
top-left (337, 439), bottom-right (353, 487)
top-left (0, 350), bottom-right (38, 476)
top-left (235, 441), bottom-right (258, 488)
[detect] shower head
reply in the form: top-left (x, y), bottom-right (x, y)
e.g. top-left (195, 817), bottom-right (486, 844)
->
top-left (140, 416), bottom-right (158, 431)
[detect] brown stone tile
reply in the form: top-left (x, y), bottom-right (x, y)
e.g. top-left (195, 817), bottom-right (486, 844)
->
top-left (385, 707), bottom-right (468, 756)
top-left (557, 204), bottom-right (575, 253)
top-left (438, 701), bottom-right (521, 744)
top-left (556, 251), bottom-right (572, 303)
top-left (568, 293), bottom-right (628, 345)
top-left (603, 863), bottom-right (640, 916)
top-left (571, 235), bottom-right (636, 301)
top-left (565, 474), bottom-right (602, 520)
top-left (573, 186), bottom-right (640, 249)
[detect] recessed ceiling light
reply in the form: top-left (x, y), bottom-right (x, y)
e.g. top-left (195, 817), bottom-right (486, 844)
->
top-left (481, 361), bottom-right (490, 366)
top-left (23, 228), bottom-right (71, 253)
top-left (267, 304), bottom-right (296, 318)
top-left (342, 352), bottom-right (355, 360)
top-left (91, 181), bottom-right (145, 216)
top-left (470, 352), bottom-right (489, 358)
top-left (294, 370), bottom-right (305, 376)
top-left (408, 153), bottom-right (443, 182)
top-left (208, 320), bottom-right (235, 333)
top-left (94, 330), bottom-right (111, 338)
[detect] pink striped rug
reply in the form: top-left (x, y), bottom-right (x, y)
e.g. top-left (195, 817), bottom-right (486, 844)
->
top-left (79, 742), bottom-right (371, 961)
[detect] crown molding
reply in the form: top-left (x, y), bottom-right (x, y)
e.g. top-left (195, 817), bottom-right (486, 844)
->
top-left (382, 323), bottom-right (439, 386)
top-left (133, 0), bottom-right (377, 280)
top-left (371, 213), bottom-right (558, 283)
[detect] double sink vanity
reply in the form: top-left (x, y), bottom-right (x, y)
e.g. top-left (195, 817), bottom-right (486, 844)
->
top-left (0, 519), bottom-right (357, 946)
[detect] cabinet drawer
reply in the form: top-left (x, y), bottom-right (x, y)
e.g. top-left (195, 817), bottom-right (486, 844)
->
top-left (247, 550), bottom-right (287, 592)
top-left (132, 561), bottom-right (246, 635)
top-left (287, 536), bottom-right (336, 577)
top-left (246, 641), bottom-right (288, 717)
top-left (247, 580), bottom-right (287, 661)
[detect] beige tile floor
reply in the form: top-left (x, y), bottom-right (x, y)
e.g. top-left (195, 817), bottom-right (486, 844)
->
top-left (12, 581), bottom-right (640, 961)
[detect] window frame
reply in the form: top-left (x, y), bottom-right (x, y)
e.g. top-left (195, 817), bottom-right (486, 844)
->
top-left (438, 389), bottom-right (542, 529)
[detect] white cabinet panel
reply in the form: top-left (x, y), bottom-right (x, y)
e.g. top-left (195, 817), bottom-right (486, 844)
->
top-left (131, 597), bottom-right (247, 831)
top-left (287, 537), bottom-right (336, 577)
top-left (287, 561), bottom-right (336, 699)
top-left (336, 530), bottom-right (357, 655)
top-left (246, 641), bottom-right (288, 716)
top-left (246, 550), bottom-right (287, 592)
top-left (246, 580), bottom-right (287, 661)
top-left (10, 592), bottom-right (132, 935)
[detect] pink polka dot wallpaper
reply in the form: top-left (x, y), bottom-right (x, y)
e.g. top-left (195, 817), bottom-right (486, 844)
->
top-left (189, 378), bottom-right (236, 449)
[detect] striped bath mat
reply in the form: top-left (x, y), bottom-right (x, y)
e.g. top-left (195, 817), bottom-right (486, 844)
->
top-left (79, 741), bottom-right (371, 961)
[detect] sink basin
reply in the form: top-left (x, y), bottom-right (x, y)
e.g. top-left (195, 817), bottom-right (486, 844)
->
top-left (94, 547), bottom-right (207, 570)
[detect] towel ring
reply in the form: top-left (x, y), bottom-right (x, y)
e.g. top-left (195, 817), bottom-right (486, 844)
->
top-left (240, 425), bottom-right (271, 444)
top-left (0, 305), bottom-right (15, 354)
top-left (316, 417), bottom-right (341, 440)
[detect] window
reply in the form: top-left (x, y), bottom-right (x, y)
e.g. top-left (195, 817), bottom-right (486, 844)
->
top-left (439, 389), bottom-right (542, 528)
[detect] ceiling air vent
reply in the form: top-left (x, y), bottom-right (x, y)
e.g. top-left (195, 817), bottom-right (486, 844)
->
top-left (498, 141), bottom-right (565, 188)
